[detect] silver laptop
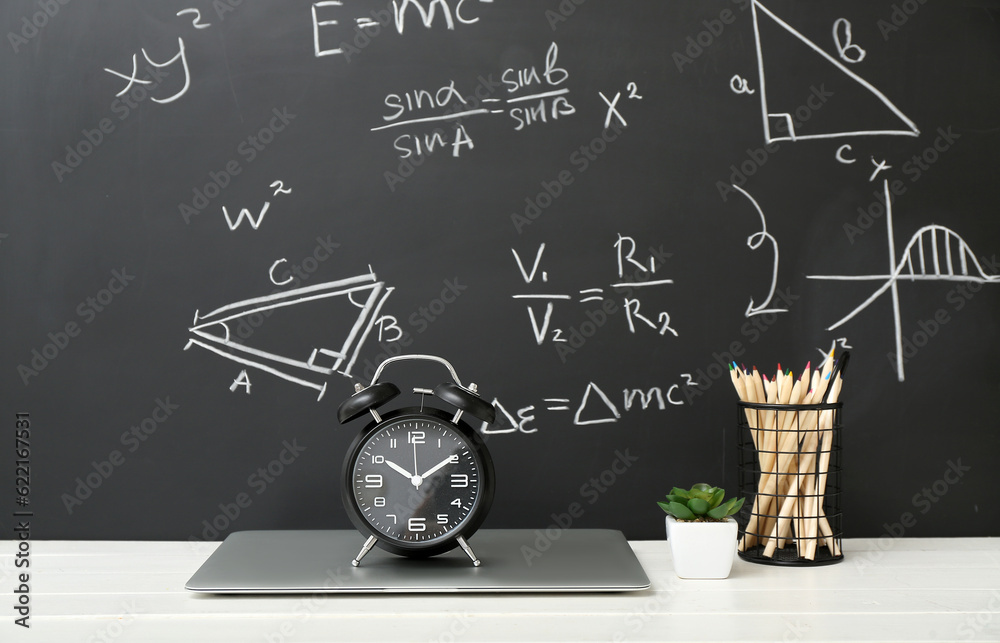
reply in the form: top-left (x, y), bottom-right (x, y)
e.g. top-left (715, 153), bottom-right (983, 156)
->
top-left (186, 529), bottom-right (650, 593)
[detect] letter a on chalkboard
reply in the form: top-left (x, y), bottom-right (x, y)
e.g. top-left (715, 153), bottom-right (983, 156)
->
top-left (751, 1), bottom-right (919, 143)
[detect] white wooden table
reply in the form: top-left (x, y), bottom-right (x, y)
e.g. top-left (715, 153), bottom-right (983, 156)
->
top-left (2, 537), bottom-right (998, 642)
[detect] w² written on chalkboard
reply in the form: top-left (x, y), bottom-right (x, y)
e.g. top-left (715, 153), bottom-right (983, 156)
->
top-left (177, 110), bottom-right (297, 225)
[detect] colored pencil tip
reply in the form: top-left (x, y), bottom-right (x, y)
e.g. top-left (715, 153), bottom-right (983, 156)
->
top-left (805, 361), bottom-right (811, 370)
top-left (728, 362), bottom-right (733, 371)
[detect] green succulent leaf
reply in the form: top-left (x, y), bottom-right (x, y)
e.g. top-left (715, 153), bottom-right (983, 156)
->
top-left (707, 497), bottom-right (746, 520)
top-left (664, 494), bottom-right (683, 504)
top-left (706, 500), bottom-right (733, 520)
top-left (688, 489), bottom-right (713, 502)
top-left (687, 497), bottom-right (710, 515)
top-left (708, 487), bottom-right (726, 510)
top-left (669, 487), bottom-right (691, 499)
top-left (665, 501), bottom-right (695, 520)
top-left (691, 483), bottom-right (713, 492)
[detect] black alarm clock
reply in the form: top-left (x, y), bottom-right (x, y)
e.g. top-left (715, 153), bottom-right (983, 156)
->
top-left (337, 354), bottom-right (496, 567)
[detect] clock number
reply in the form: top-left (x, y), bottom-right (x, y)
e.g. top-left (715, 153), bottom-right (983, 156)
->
top-left (364, 474), bottom-right (383, 488)
top-left (408, 517), bottom-right (426, 532)
top-left (408, 431), bottom-right (425, 445)
top-left (437, 514), bottom-right (448, 525)
top-left (373, 454), bottom-right (384, 464)
top-left (449, 454), bottom-right (459, 464)
top-left (387, 514), bottom-right (397, 524)
top-left (374, 497), bottom-right (386, 507)
top-left (450, 474), bottom-right (469, 488)
top-left (450, 498), bottom-right (462, 507)
top-left (390, 438), bottom-right (397, 448)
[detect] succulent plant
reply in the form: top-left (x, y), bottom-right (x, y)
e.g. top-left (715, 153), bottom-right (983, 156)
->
top-left (658, 483), bottom-right (745, 522)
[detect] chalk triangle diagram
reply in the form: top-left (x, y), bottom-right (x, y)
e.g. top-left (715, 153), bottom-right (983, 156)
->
top-left (751, 0), bottom-right (919, 143)
top-left (185, 274), bottom-right (391, 399)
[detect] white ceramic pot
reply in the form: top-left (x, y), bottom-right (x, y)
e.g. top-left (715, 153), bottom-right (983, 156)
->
top-left (665, 515), bottom-right (738, 579)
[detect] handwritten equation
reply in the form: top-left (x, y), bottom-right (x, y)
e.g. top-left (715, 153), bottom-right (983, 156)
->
top-left (372, 42), bottom-right (577, 158)
top-left (481, 378), bottom-right (698, 435)
top-left (312, 0), bottom-right (496, 57)
top-left (511, 235), bottom-right (676, 345)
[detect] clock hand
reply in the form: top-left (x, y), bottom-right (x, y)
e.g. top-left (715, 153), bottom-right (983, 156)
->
top-left (383, 459), bottom-right (413, 480)
top-left (413, 441), bottom-right (419, 482)
top-left (420, 455), bottom-right (455, 480)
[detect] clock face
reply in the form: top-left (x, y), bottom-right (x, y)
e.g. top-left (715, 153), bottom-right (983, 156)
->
top-left (349, 414), bottom-right (484, 547)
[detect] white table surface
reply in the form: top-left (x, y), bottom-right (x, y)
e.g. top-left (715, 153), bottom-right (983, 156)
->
top-left (2, 536), bottom-right (998, 642)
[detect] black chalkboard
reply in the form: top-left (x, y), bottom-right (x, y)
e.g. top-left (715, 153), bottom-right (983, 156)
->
top-left (3, 0), bottom-right (999, 542)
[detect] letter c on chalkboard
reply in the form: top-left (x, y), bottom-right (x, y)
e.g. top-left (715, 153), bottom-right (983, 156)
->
top-left (269, 259), bottom-right (293, 286)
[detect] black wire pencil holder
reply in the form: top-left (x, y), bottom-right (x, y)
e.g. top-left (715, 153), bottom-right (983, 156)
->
top-left (736, 401), bottom-right (843, 566)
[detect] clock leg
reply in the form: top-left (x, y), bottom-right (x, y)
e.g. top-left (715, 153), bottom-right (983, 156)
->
top-left (352, 535), bottom-right (378, 567)
top-left (456, 535), bottom-right (481, 567)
